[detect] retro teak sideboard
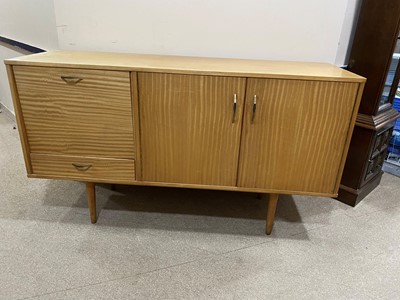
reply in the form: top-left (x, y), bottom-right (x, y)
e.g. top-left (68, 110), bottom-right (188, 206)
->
top-left (5, 51), bottom-right (365, 235)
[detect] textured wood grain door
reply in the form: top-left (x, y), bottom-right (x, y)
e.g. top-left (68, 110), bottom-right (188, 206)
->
top-left (238, 78), bottom-right (359, 194)
top-left (138, 73), bottom-right (246, 186)
top-left (13, 66), bottom-right (134, 159)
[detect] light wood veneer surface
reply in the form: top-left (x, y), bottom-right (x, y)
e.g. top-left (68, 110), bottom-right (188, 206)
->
top-left (13, 66), bottom-right (134, 159)
top-left (6, 51), bottom-right (365, 82)
top-left (138, 72), bottom-right (246, 186)
top-left (238, 79), bottom-right (359, 194)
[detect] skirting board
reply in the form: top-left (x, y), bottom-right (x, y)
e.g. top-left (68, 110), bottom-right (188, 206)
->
top-left (0, 102), bottom-right (16, 122)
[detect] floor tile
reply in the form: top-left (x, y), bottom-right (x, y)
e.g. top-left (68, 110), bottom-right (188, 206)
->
top-left (30, 248), bottom-right (373, 300)
top-left (0, 218), bottom-right (211, 300)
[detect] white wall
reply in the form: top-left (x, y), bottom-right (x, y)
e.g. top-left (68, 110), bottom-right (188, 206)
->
top-left (0, 0), bottom-right (360, 115)
top-left (0, 0), bottom-right (58, 50)
top-left (0, 47), bottom-right (27, 116)
top-left (0, 0), bottom-right (58, 114)
top-left (54, 0), bottom-right (351, 64)
top-left (335, 0), bottom-right (362, 66)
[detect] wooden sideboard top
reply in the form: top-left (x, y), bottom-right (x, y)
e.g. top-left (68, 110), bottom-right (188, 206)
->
top-left (5, 51), bottom-right (365, 83)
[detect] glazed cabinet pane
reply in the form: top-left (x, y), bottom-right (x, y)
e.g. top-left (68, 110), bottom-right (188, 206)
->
top-left (138, 73), bottom-right (246, 186)
top-left (13, 66), bottom-right (134, 159)
top-left (238, 79), bottom-right (359, 194)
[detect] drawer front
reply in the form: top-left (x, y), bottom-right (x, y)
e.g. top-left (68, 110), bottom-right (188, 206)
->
top-left (13, 66), bottom-right (134, 159)
top-left (31, 154), bottom-right (135, 182)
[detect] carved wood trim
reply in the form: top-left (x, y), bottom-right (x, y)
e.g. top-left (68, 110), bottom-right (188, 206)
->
top-left (356, 108), bottom-right (400, 130)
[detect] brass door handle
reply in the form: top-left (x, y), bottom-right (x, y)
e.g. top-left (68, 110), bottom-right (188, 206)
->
top-left (232, 93), bottom-right (237, 123)
top-left (251, 95), bottom-right (257, 123)
top-left (61, 76), bottom-right (83, 85)
top-left (72, 163), bottom-right (92, 171)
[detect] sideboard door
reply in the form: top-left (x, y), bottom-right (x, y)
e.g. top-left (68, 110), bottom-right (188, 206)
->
top-left (13, 66), bottom-right (134, 159)
top-left (138, 73), bottom-right (246, 186)
top-left (238, 78), bottom-right (359, 194)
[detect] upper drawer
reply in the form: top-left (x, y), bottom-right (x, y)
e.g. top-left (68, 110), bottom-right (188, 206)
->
top-left (13, 66), bottom-right (135, 159)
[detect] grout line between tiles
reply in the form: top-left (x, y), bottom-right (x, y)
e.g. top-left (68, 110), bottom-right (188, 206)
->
top-left (19, 258), bottom-right (209, 300)
top-left (20, 235), bottom-right (278, 300)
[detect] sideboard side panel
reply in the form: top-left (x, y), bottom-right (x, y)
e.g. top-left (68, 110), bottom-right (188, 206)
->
top-left (333, 82), bottom-right (365, 193)
top-left (5, 65), bottom-right (32, 174)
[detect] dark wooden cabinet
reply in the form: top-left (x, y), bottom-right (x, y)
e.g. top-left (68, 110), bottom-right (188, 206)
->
top-left (337, 0), bottom-right (400, 206)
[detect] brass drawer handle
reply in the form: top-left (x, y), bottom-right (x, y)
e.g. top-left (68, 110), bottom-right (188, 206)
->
top-left (61, 76), bottom-right (83, 85)
top-left (251, 95), bottom-right (257, 123)
top-left (232, 93), bottom-right (237, 123)
top-left (72, 163), bottom-right (92, 171)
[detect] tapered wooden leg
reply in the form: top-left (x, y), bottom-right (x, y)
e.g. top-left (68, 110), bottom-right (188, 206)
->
top-left (266, 193), bottom-right (279, 235)
top-left (86, 182), bottom-right (97, 224)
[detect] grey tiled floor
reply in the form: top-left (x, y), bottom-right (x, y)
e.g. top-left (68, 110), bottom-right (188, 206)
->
top-left (1, 113), bottom-right (400, 300)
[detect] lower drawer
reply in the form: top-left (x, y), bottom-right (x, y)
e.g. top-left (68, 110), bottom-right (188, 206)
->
top-left (31, 154), bottom-right (135, 182)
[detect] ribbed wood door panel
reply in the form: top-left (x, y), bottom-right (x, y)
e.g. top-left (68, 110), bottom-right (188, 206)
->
top-left (138, 73), bottom-right (246, 186)
top-left (13, 66), bottom-right (134, 159)
top-left (238, 79), bottom-right (359, 194)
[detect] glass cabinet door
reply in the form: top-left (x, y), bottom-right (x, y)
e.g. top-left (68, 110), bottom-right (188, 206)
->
top-left (380, 38), bottom-right (400, 109)
top-left (384, 83), bottom-right (400, 170)
top-left (384, 39), bottom-right (400, 174)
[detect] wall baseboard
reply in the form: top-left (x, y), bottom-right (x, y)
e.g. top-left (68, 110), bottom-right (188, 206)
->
top-left (0, 102), bottom-right (16, 122)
